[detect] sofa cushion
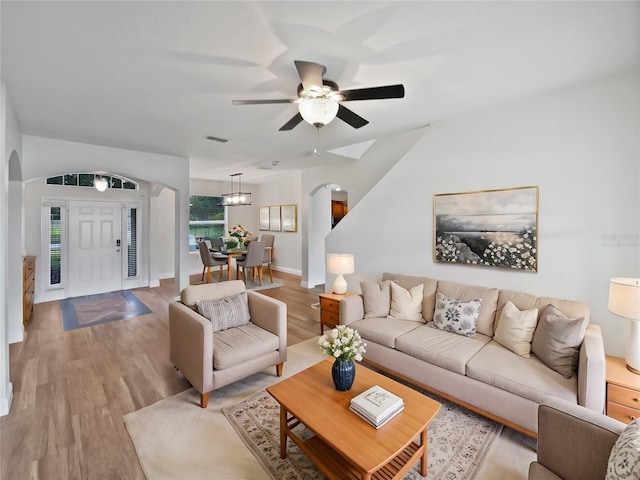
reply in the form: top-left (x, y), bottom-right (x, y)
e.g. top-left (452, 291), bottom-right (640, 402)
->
top-left (361, 280), bottom-right (393, 318)
top-left (607, 418), bottom-right (640, 479)
top-left (433, 292), bottom-right (482, 338)
top-left (349, 318), bottom-right (423, 348)
top-left (383, 273), bottom-right (438, 322)
top-left (388, 282), bottom-right (424, 321)
top-left (466, 341), bottom-right (578, 404)
top-left (531, 304), bottom-right (588, 379)
top-left (493, 301), bottom-right (538, 358)
top-left (437, 280), bottom-right (499, 337)
top-left (395, 323), bottom-right (491, 375)
top-left (213, 323), bottom-right (279, 370)
top-left (196, 292), bottom-right (250, 332)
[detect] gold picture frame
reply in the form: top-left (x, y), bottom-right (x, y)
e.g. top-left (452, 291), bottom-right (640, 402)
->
top-left (269, 205), bottom-right (281, 232)
top-left (281, 204), bottom-right (297, 232)
top-left (433, 185), bottom-right (539, 271)
top-left (259, 206), bottom-right (270, 231)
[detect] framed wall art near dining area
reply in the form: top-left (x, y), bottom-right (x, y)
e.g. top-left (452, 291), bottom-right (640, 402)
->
top-left (433, 185), bottom-right (539, 271)
top-left (259, 206), bottom-right (270, 231)
top-left (281, 204), bottom-right (297, 232)
top-left (269, 205), bottom-right (281, 232)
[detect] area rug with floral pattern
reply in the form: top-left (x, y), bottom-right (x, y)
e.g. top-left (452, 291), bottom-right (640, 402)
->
top-left (223, 386), bottom-right (502, 480)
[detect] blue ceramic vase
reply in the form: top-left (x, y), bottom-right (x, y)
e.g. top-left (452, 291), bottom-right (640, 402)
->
top-left (332, 359), bottom-right (355, 391)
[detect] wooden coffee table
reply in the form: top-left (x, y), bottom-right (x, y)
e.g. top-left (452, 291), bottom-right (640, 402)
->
top-left (266, 359), bottom-right (441, 480)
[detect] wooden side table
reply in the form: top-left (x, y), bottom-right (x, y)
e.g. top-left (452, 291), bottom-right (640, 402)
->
top-left (318, 292), bottom-right (356, 334)
top-left (606, 354), bottom-right (640, 424)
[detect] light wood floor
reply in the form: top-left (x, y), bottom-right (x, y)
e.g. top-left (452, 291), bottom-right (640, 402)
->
top-left (1, 271), bottom-right (323, 480)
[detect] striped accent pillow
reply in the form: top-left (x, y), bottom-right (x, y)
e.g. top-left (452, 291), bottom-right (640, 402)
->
top-left (196, 293), bottom-right (251, 332)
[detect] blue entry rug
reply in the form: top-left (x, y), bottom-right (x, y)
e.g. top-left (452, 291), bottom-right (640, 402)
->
top-left (61, 290), bottom-right (151, 331)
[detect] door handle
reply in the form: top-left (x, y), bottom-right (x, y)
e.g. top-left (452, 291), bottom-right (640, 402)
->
top-left (116, 239), bottom-right (121, 247)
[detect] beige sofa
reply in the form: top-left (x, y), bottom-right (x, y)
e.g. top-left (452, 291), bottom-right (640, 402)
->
top-left (169, 281), bottom-right (287, 408)
top-left (529, 397), bottom-right (625, 480)
top-left (339, 272), bottom-right (606, 437)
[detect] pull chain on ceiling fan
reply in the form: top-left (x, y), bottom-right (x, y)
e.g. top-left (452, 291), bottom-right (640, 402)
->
top-left (232, 60), bottom-right (405, 131)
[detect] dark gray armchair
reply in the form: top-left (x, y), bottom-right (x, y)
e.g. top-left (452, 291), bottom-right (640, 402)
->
top-left (529, 397), bottom-right (625, 480)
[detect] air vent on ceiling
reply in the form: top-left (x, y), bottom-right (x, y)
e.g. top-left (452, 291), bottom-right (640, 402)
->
top-left (206, 135), bottom-right (229, 143)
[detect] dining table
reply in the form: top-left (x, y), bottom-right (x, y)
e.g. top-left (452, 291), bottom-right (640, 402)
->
top-left (211, 246), bottom-right (273, 281)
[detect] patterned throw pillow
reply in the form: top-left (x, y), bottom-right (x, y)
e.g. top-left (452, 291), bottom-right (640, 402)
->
top-left (196, 293), bottom-right (251, 332)
top-left (388, 282), bottom-right (424, 321)
top-left (433, 292), bottom-right (482, 338)
top-left (607, 418), bottom-right (640, 479)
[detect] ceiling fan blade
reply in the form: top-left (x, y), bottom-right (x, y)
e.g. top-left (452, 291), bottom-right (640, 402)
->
top-left (336, 104), bottom-right (369, 129)
top-left (294, 60), bottom-right (326, 92)
top-left (279, 112), bottom-right (304, 131)
top-left (338, 84), bottom-right (405, 102)
top-left (232, 99), bottom-right (294, 105)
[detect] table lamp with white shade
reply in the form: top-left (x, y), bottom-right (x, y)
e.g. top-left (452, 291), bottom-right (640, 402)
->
top-left (327, 253), bottom-right (355, 295)
top-left (609, 278), bottom-right (640, 373)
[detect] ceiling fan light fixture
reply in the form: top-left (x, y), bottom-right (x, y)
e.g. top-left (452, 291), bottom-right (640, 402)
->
top-left (298, 97), bottom-right (339, 128)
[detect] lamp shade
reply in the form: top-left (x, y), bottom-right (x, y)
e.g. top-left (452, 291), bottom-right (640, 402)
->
top-left (609, 278), bottom-right (640, 320)
top-left (299, 97), bottom-right (339, 128)
top-left (327, 254), bottom-right (354, 275)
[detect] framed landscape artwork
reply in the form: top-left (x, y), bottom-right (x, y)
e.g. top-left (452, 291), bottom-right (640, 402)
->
top-left (433, 186), bottom-right (539, 271)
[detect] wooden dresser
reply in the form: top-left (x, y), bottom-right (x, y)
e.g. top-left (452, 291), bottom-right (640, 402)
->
top-left (23, 256), bottom-right (36, 325)
top-left (606, 354), bottom-right (640, 423)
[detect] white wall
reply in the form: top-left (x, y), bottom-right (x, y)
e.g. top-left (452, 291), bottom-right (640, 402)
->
top-left (253, 172), bottom-right (303, 276)
top-left (1, 83), bottom-right (22, 416)
top-left (301, 126), bottom-right (429, 288)
top-left (327, 69), bottom-right (640, 357)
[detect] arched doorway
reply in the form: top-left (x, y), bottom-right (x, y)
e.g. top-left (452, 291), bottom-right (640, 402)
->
top-left (307, 183), bottom-right (348, 289)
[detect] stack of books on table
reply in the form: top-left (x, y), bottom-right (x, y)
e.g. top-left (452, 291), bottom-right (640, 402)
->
top-left (350, 385), bottom-right (404, 429)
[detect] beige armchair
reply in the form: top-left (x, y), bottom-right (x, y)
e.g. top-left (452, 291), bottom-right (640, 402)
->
top-left (529, 397), bottom-right (625, 480)
top-left (169, 281), bottom-right (287, 408)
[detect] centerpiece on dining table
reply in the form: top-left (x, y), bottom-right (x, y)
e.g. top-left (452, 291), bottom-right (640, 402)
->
top-left (226, 225), bottom-right (252, 250)
top-left (318, 325), bottom-right (366, 391)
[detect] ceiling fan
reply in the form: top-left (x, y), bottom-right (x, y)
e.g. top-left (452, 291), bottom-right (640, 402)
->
top-left (232, 60), bottom-right (405, 131)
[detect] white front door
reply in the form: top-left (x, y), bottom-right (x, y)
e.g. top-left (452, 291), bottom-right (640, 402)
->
top-left (68, 201), bottom-right (122, 297)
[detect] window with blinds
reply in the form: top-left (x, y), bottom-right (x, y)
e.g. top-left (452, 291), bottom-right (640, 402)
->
top-left (126, 207), bottom-right (138, 278)
top-left (50, 206), bottom-right (62, 285)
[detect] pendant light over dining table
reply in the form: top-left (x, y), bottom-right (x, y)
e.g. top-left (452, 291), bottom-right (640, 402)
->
top-left (222, 173), bottom-right (252, 206)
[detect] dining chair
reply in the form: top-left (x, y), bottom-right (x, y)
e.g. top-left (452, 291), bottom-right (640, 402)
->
top-left (198, 241), bottom-right (227, 283)
top-left (236, 241), bottom-right (265, 286)
top-left (261, 234), bottom-right (275, 283)
top-left (209, 237), bottom-right (224, 252)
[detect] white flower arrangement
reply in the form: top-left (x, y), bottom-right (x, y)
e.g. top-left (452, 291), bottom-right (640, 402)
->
top-left (318, 325), bottom-right (366, 362)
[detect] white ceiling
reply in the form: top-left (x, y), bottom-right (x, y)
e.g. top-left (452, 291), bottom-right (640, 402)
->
top-left (2, 1), bottom-right (638, 183)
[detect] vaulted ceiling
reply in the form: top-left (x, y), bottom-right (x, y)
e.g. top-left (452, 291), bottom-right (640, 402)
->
top-left (2, 1), bottom-right (638, 183)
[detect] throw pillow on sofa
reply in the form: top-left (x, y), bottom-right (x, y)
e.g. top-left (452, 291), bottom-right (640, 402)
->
top-left (388, 282), bottom-right (424, 321)
top-left (361, 280), bottom-right (394, 318)
top-left (531, 304), bottom-right (588, 379)
top-left (433, 292), bottom-right (482, 338)
top-left (196, 292), bottom-right (251, 332)
top-left (606, 418), bottom-right (640, 479)
top-left (493, 301), bottom-right (539, 358)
